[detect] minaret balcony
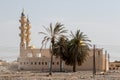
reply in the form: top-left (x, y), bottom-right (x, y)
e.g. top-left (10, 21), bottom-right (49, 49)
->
top-left (19, 26), bottom-right (27, 30)
top-left (26, 26), bottom-right (31, 29)
top-left (26, 32), bottom-right (31, 34)
top-left (19, 33), bottom-right (24, 37)
top-left (19, 20), bottom-right (26, 24)
top-left (26, 36), bottom-right (30, 39)
top-left (19, 33), bottom-right (27, 37)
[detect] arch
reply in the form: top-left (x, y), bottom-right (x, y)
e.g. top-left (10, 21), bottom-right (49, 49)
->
top-left (36, 53), bottom-right (41, 57)
top-left (27, 53), bottom-right (33, 57)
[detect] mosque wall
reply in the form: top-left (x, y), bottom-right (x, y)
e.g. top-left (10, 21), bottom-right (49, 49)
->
top-left (18, 48), bottom-right (108, 72)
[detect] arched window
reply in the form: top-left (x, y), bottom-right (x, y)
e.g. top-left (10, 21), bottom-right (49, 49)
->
top-left (36, 53), bottom-right (41, 57)
top-left (27, 53), bottom-right (33, 57)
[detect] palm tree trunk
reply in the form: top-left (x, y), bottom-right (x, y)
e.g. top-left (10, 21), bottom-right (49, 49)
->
top-left (49, 53), bottom-right (53, 75)
top-left (73, 51), bottom-right (77, 72)
top-left (49, 41), bottom-right (54, 75)
top-left (73, 57), bottom-right (77, 72)
top-left (60, 57), bottom-right (62, 71)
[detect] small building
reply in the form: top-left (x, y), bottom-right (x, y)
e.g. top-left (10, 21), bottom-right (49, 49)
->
top-left (0, 60), bottom-right (8, 66)
top-left (109, 61), bottom-right (120, 70)
top-left (17, 11), bottom-right (109, 72)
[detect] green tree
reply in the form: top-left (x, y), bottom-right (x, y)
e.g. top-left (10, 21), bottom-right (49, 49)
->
top-left (53, 36), bottom-right (68, 71)
top-left (39, 22), bottom-right (67, 75)
top-left (64, 30), bottom-right (91, 72)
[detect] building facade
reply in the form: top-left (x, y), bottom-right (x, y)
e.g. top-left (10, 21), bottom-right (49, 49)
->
top-left (109, 61), bottom-right (120, 70)
top-left (17, 11), bottom-right (109, 72)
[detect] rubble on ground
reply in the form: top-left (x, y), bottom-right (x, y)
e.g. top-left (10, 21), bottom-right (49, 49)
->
top-left (0, 61), bottom-right (120, 80)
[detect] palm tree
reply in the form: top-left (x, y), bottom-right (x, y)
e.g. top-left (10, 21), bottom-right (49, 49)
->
top-left (53, 36), bottom-right (68, 71)
top-left (39, 22), bottom-right (67, 75)
top-left (64, 30), bottom-right (91, 72)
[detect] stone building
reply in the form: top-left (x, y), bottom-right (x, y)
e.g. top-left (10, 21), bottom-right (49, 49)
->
top-left (17, 11), bottom-right (109, 72)
top-left (109, 61), bottom-right (120, 70)
top-left (0, 60), bottom-right (8, 66)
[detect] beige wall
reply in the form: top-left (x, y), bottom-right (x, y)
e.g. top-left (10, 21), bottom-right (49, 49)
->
top-left (18, 48), bottom-right (108, 72)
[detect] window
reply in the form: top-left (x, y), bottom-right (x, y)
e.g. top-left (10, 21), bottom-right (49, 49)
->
top-left (36, 53), bottom-right (41, 57)
top-left (24, 62), bottom-right (26, 65)
top-left (45, 62), bottom-right (47, 65)
top-left (20, 62), bottom-right (22, 65)
top-left (57, 62), bottom-right (59, 65)
top-left (42, 62), bottom-right (44, 65)
top-left (35, 62), bottom-right (37, 65)
top-left (27, 53), bottom-right (32, 57)
top-left (39, 62), bottom-right (41, 65)
top-left (52, 62), bottom-right (54, 65)
top-left (31, 62), bottom-right (33, 65)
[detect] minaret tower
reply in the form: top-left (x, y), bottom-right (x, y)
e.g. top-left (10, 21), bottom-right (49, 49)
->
top-left (19, 11), bottom-right (27, 57)
top-left (26, 17), bottom-right (31, 48)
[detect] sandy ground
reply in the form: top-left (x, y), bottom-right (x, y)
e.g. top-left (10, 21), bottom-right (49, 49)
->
top-left (0, 65), bottom-right (120, 80)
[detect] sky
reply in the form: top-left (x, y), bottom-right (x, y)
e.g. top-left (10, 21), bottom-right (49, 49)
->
top-left (0, 0), bottom-right (120, 61)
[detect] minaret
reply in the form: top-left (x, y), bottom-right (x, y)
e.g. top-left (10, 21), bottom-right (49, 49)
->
top-left (19, 11), bottom-right (27, 57)
top-left (26, 17), bottom-right (31, 48)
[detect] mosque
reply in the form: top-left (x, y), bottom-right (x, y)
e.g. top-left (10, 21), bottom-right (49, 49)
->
top-left (17, 11), bottom-right (109, 72)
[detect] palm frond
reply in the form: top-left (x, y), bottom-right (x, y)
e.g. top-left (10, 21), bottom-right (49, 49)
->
top-left (70, 31), bottom-right (75, 38)
top-left (57, 30), bottom-right (67, 35)
top-left (54, 23), bottom-right (64, 35)
top-left (43, 26), bottom-right (51, 34)
top-left (50, 23), bottom-right (53, 36)
top-left (39, 32), bottom-right (48, 35)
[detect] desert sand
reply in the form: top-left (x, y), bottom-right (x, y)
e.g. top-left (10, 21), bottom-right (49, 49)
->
top-left (0, 64), bottom-right (120, 80)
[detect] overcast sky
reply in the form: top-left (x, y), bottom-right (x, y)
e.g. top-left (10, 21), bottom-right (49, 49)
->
top-left (0, 0), bottom-right (120, 61)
